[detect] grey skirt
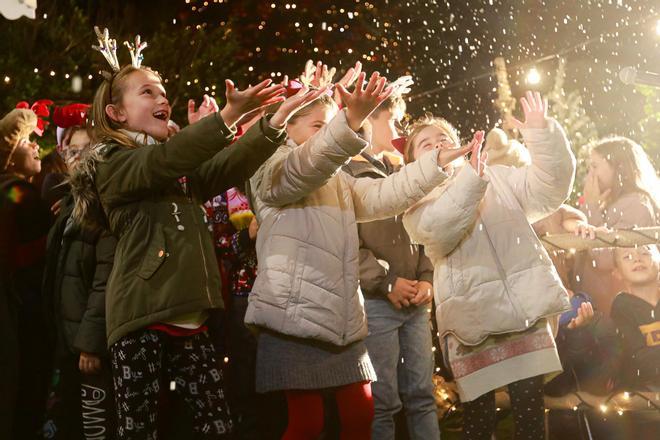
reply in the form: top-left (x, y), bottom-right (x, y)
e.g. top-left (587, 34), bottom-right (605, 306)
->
top-left (255, 329), bottom-right (377, 393)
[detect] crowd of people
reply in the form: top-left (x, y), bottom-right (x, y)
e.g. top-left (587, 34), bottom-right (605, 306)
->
top-left (0, 28), bottom-right (658, 440)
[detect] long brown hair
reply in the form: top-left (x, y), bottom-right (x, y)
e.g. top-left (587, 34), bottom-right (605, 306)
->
top-left (590, 136), bottom-right (660, 212)
top-left (90, 65), bottom-right (162, 149)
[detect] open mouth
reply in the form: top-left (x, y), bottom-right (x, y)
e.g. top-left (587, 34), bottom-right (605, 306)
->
top-left (153, 110), bottom-right (169, 121)
top-left (632, 265), bottom-right (647, 272)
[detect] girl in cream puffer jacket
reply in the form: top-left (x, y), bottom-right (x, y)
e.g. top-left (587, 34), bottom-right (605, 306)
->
top-left (245, 72), bottom-right (470, 438)
top-left (403, 92), bottom-right (576, 439)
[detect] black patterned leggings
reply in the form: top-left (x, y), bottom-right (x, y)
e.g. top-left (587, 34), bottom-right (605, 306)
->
top-left (110, 329), bottom-right (233, 439)
top-left (462, 375), bottom-right (545, 440)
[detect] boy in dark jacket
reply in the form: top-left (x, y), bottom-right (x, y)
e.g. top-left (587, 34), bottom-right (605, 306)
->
top-left (42, 121), bottom-right (118, 439)
top-left (343, 93), bottom-right (440, 439)
top-left (611, 245), bottom-right (660, 391)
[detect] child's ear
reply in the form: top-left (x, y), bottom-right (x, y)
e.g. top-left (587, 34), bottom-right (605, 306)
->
top-left (105, 104), bottom-right (126, 123)
top-left (612, 267), bottom-right (623, 282)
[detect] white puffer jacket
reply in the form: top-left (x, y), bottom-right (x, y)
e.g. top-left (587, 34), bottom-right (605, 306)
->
top-left (246, 110), bottom-right (448, 346)
top-left (403, 119), bottom-right (576, 346)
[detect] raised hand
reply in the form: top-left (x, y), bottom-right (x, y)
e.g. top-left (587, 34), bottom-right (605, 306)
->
top-left (336, 71), bottom-right (393, 132)
top-left (220, 79), bottom-right (286, 128)
top-left (435, 143), bottom-right (473, 170)
top-left (467, 130), bottom-right (487, 176)
top-left (333, 61), bottom-right (362, 107)
top-left (510, 91), bottom-right (548, 130)
top-left (583, 170), bottom-right (611, 207)
top-left (300, 60), bottom-right (336, 88)
top-left (188, 94), bottom-right (220, 125)
top-left (269, 85), bottom-right (331, 128)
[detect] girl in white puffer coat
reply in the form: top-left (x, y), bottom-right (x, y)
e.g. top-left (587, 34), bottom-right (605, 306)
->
top-left (403, 92), bottom-right (576, 440)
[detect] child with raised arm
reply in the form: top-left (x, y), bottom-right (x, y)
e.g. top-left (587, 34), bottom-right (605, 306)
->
top-left (403, 92), bottom-right (576, 440)
top-left (247, 71), bottom-right (470, 439)
top-left (72, 28), bottom-right (329, 435)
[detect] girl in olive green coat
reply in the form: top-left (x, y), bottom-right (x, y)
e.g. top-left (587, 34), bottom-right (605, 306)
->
top-left (74, 63), bottom-right (324, 438)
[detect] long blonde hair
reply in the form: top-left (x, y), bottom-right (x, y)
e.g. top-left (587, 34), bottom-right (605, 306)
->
top-left (90, 65), bottom-right (162, 149)
top-left (590, 136), bottom-right (660, 213)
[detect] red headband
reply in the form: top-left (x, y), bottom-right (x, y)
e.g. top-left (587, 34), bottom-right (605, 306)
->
top-left (53, 103), bottom-right (90, 129)
top-left (16, 99), bottom-right (54, 137)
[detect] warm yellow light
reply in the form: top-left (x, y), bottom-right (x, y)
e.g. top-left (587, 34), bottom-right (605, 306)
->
top-left (526, 67), bottom-right (541, 85)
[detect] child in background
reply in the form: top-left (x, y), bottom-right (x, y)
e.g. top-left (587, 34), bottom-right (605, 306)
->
top-left (0, 108), bottom-right (53, 440)
top-left (611, 245), bottom-right (660, 391)
top-left (247, 71), bottom-right (470, 439)
top-left (403, 92), bottom-right (576, 440)
top-left (73, 29), bottom-right (323, 436)
top-left (343, 90), bottom-right (439, 440)
top-left (42, 103), bottom-right (118, 439)
top-left (575, 136), bottom-right (659, 315)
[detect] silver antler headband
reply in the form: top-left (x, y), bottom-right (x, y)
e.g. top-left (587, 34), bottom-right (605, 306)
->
top-left (92, 26), bottom-right (120, 72)
top-left (92, 26), bottom-right (149, 74)
top-left (124, 35), bottom-right (148, 69)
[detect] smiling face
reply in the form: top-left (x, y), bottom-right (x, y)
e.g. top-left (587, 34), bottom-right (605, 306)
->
top-left (615, 245), bottom-right (660, 286)
top-left (106, 69), bottom-right (171, 141)
top-left (286, 101), bottom-right (336, 146)
top-left (9, 137), bottom-right (41, 177)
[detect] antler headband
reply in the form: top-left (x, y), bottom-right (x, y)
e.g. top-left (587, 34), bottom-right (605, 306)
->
top-left (92, 26), bottom-right (148, 75)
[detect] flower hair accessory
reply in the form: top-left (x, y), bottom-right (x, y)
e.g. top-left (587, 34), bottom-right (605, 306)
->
top-left (15, 99), bottom-right (54, 136)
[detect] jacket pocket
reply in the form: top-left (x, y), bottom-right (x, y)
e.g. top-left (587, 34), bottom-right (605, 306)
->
top-left (136, 223), bottom-right (167, 280)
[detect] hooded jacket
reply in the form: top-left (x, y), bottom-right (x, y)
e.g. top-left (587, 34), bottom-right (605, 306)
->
top-left (72, 114), bottom-right (286, 346)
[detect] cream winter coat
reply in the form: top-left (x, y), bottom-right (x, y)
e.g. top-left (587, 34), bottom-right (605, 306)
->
top-left (246, 110), bottom-right (448, 346)
top-left (404, 119), bottom-right (576, 346)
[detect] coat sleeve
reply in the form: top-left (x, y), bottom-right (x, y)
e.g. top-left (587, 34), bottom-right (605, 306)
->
top-left (193, 117), bottom-right (287, 202)
top-left (73, 230), bottom-right (116, 355)
top-left (403, 165), bottom-right (488, 258)
top-left (501, 118), bottom-right (576, 224)
top-left (250, 110), bottom-right (368, 207)
top-left (348, 148), bottom-right (448, 223)
top-left (96, 113), bottom-right (235, 206)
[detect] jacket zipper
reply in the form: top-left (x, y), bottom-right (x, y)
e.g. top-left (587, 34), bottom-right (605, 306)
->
top-left (481, 220), bottom-right (526, 325)
top-left (185, 183), bottom-right (213, 306)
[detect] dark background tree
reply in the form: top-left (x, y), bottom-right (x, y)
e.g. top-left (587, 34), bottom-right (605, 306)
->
top-left (1, 0), bottom-right (658, 163)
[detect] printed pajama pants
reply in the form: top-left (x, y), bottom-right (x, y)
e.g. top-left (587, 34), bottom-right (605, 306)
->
top-left (110, 329), bottom-right (233, 439)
